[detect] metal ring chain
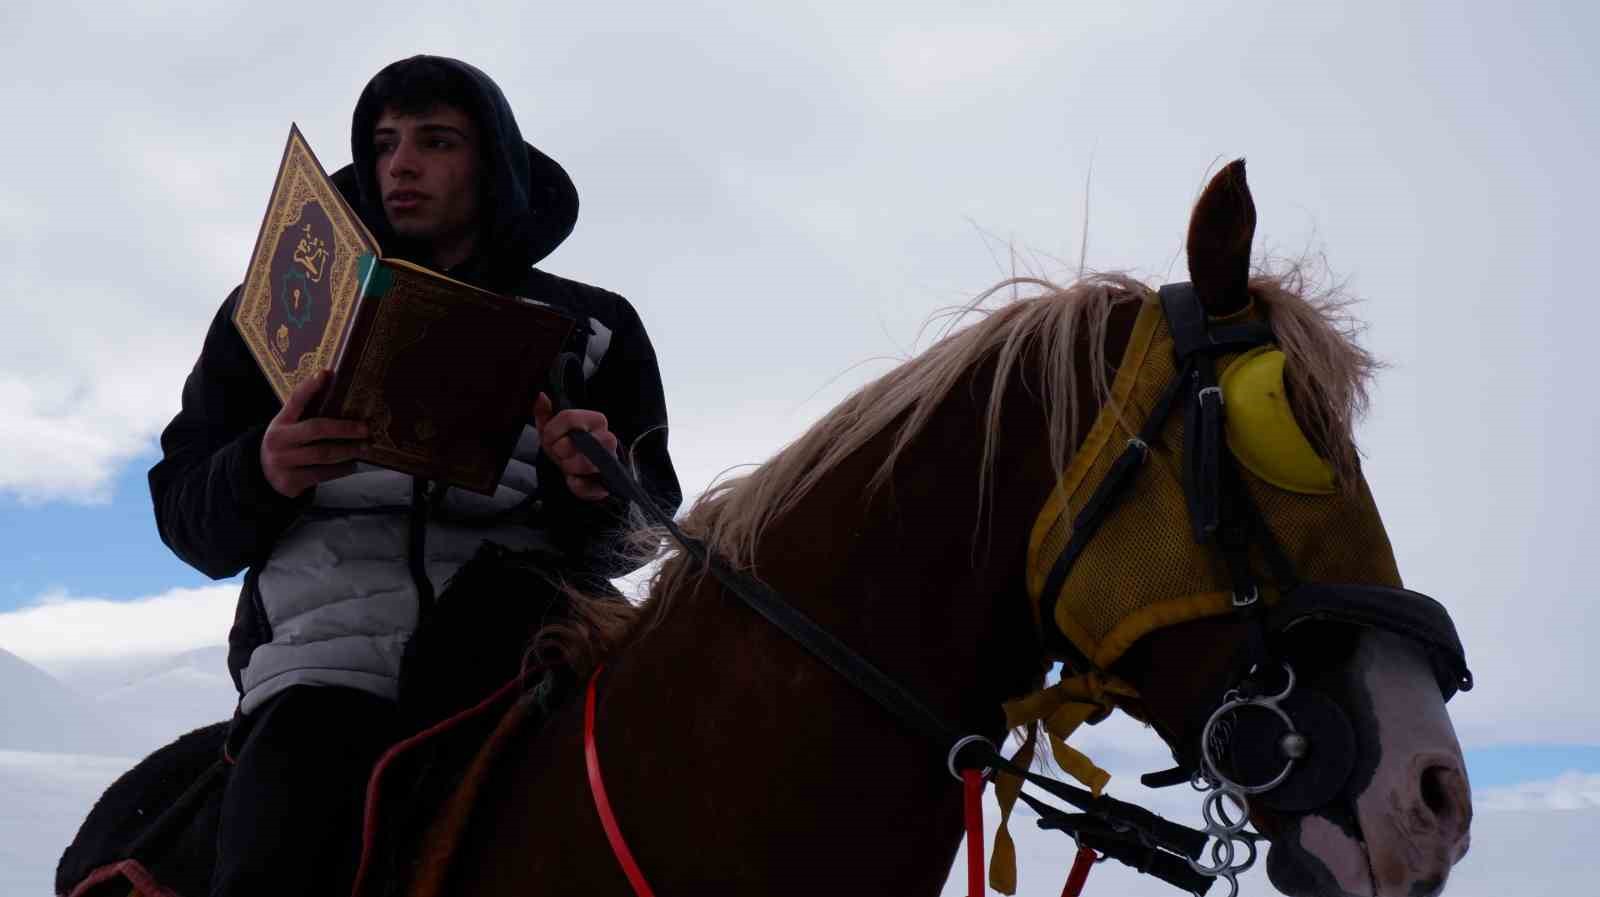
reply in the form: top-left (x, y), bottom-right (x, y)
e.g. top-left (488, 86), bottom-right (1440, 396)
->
top-left (1185, 779), bottom-right (1258, 897)
top-left (1184, 664), bottom-right (1298, 896)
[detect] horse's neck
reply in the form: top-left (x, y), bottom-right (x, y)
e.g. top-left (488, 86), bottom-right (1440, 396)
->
top-left (577, 303), bottom-right (1145, 884)
top-left (454, 300), bottom-right (1145, 895)
top-left (553, 370), bottom-right (1048, 891)
top-left (675, 368), bottom-right (1049, 731)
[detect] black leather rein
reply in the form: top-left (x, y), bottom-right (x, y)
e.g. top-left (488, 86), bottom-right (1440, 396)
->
top-left (547, 357), bottom-right (1219, 893)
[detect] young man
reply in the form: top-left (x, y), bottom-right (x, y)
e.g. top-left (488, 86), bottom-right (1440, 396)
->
top-left (148, 56), bottom-right (681, 896)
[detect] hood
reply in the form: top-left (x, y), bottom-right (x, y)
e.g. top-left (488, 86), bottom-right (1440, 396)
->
top-left (331, 55), bottom-right (579, 290)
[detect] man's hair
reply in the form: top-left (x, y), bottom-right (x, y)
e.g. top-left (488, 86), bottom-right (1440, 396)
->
top-left (365, 57), bottom-right (480, 121)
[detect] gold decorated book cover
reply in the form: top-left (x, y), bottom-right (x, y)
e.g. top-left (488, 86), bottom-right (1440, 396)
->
top-left (234, 124), bottom-right (378, 403)
top-left (232, 125), bottom-right (575, 494)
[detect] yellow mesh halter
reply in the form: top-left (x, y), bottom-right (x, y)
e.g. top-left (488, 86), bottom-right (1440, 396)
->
top-left (990, 295), bottom-right (1402, 894)
top-left (1027, 296), bottom-right (1400, 669)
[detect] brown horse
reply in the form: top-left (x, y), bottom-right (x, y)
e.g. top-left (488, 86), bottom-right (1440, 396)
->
top-left (426, 161), bottom-right (1472, 897)
top-left (61, 161), bottom-right (1471, 897)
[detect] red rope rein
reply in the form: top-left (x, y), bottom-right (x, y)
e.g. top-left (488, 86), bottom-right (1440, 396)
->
top-left (1061, 845), bottom-right (1098, 897)
top-left (963, 768), bottom-right (986, 896)
top-left (585, 666), bottom-right (658, 897)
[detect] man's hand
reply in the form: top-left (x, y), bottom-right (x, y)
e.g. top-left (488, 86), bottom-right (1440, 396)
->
top-left (533, 392), bottom-right (618, 502)
top-left (260, 370), bottom-right (370, 498)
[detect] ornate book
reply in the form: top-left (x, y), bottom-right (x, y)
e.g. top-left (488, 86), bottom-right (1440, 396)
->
top-left (233, 124), bottom-right (575, 495)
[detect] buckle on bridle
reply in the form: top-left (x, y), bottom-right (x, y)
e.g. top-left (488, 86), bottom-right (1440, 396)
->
top-left (1231, 586), bottom-right (1259, 608)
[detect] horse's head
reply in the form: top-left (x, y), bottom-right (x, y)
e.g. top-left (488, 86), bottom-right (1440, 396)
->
top-left (1010, 161), bottom-right (1473, 897)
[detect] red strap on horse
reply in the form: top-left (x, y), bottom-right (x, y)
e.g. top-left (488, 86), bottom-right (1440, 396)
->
top-left (963, 768), bottom-right (985, 896)
top-left (585, 666), bottom-right (658, 897)
top-left (1061, 845), bottom-right (1098, 897)
top-left (586, 668), bottom-right (1078, 897)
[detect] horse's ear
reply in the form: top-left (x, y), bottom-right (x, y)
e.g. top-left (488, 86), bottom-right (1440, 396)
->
top-left (1186, 159), bottom-right (1256, 316)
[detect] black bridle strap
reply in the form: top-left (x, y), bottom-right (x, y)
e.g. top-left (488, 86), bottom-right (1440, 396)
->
top-left (1036, 368), bottom-right (1190, 666)
top-left (1035, 289), bottom-right (1277, 664)
top-left (1161, 283), bottom-right (1275, 361)
top-left (1022, 794), bottom-right (1218, 894)
top-left (1008, 766), bottom-right (1210, 859)
top-left (547, 360), bottom-right (1212, 869)
top-left (562, 424), bottom-right (962, 750)
top-left (1267, 584), bottom-right (1473, 698)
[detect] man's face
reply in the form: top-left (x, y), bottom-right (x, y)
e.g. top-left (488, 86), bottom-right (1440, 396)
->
top-left (372, 104), bottom-right (482, 265)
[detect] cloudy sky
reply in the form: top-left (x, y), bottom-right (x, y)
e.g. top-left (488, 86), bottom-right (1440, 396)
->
top-left (1, 0), bottom-right (1596, 890)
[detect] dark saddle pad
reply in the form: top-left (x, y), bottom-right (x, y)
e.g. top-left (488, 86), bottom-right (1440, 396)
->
top-left (55, 721), bottom-right (230, 897)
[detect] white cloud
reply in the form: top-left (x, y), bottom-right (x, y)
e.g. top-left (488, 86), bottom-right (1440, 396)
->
top-left (0, 584), bottom-right (238, 671)
top-left (1476, 772), bottom-right (1600, 812)
top-left (0, 175), bottom-right (214, 504)
top-left (0, 375), bottom-right (175, 505)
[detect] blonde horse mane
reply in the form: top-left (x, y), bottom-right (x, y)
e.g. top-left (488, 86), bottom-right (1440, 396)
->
top-left (537, 259), bottom-right (1378, 674)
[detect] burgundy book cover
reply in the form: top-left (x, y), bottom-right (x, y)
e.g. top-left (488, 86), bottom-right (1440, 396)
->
top-left (317, 259), bottom-right (574, 494)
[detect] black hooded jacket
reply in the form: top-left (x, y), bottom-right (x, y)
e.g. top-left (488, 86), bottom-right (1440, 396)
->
top-left (149, 58), bottom-right (680, 690)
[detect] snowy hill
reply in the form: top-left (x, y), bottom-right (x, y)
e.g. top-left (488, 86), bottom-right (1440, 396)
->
top-left (86, 646), bottom-right (236, 754)
top-left (0, 647), bottom-right (120, 755)
top-left (18, 645), bottom-right (237, 757)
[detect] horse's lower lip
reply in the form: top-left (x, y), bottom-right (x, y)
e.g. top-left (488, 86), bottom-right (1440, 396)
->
top-left (1267, 814), bottom-right (1377, 897)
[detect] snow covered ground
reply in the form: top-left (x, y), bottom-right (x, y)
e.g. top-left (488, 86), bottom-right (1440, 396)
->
top-left (6, 748), bottom-right (1593, 895)
top-left (938, 789), bottom-right (1600, 897)
top-left (1, 750), bottom-right (134, 897)
top-left (6, 748), bottom-right (1597, 897)
top-left (0, 643), bottom-right (237, 896)
top-left (2, 646), bottom-right (1595, 897)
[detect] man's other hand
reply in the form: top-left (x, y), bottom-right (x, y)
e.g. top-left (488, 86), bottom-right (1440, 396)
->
top-left (260, 371), bottom-right (369, 498)
top-left (533, 392), bottom-right (618, 502)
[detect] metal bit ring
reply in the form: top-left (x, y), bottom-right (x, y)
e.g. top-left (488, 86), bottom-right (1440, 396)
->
top-left (1199, 663), bottom-right (1301, 795)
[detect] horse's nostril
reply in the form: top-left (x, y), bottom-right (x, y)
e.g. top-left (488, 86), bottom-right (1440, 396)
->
top-left (1421, 766), bottom-right (1450, 816)
top-left (1421, 765), bottom-right (1456, 821)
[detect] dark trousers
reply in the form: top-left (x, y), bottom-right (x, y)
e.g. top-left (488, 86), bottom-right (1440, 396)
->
top-left (210, 685), bottom-right (400, 897)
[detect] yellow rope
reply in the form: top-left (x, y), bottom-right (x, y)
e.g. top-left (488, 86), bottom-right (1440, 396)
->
top-left (988, 672), bottom-right (1139, 894)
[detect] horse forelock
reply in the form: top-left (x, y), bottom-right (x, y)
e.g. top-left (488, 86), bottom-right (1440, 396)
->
top-left (1246, 262), bottom-right (1379, 488)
